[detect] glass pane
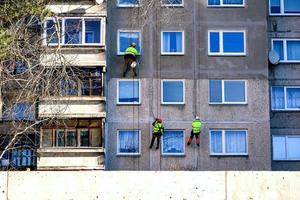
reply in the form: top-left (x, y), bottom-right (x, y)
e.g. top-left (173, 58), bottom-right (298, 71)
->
top-left (209, 80), bottom-right (222, 103)
top-left (270, 0), bottom-right (281, 13)
top-left (224, 81), bottom-right (245, 102)
top-left (66, 130), bottom-right (77, 147)
top-left (208, 0), bottom-right (220, 5)
top-left (162, 32), bottom-right (183, 53)
top-left (11, 103), bottom-right (34, 121)
top-left (272, 87), bottom-right (285, 109)
top-left (119, 32), bottom-right (140, 53)
top-left (223, 32), bottom-right (244, 53)
top-left (118, 0), bottom-right (139, 6)
top-left (118, 81), bottom-right (140, 103)
top-left (65, 19), bottom-right (82, 44)
top-left (284, 0), bottom-right (300, 13)
top-left (225, 131), bottom-right (247, 153)
top-left (85, 20), bottom-right (101, 43)
top-left (80, 130), bottom-right (89, 147)
top-left (91, 129), bottom-right (101, 147)
top-left (162, 81), bottom-right (184, 103)
top-left (287, 137), bottom-right (300, 159)
top-left (92, 79), bottom-right (101, 96)
top-left (46, 20), bottom-right (61, 44)
top-left (56, 129), bottom-right (65, 147)
top-left (287, 88), bottom-right (300, 109)
top-left (287, 41), bottom-right (300, 60)
top-left (42, 129), bottom-right (53, 147)
top-left (210, 131), bottom-right (222, 153)
top-left (209, 32), bottom-right (220, 53)
top-left (60, 80), bottom-right (78, 96)
top-left (118, 131), bottom-right (139, 153)
top-left (162, 131), bottom-right (184, 154)
top-left (273, 41), bottom-right (284, 60)
top-left (162, 0), bottom-right (183, 5)
top-left (223, 0), bottom-right (243, 5)
top-left (273, 136), bottom-right (286, 160)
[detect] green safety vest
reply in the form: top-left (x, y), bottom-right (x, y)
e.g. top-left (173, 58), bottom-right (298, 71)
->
top-left (125, 47), bottom-right (138, 56)
top-left (192, 120), bottom-right (202, 134)
top-left (153, 122), bottom-right (164, 134)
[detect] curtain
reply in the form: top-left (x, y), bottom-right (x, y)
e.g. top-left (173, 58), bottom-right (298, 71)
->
top-left (119, 81), bottom-right (139, 103)
top-left (287, 41), bottom-right (300, 61)
top-left (163, 81), bottom-right (183, 103)
top-left (225, 131), bottom-right (246, 153)
top-left (273, 136), bottom-right (286, 160)
top-left (286, 88), bottom-right (300, 109)
top-left (163, 131), bottom-right (183, 154)
top-left (223, 0), bottom-right (243, 4)
top-left (285, 0), bottom-right (300, 13)
top-left (208, 0), bottom-right (220, 5)
top-left (273, 41), bottom-right (284, 60)
top-left (210, 131), bottom-right (222, 153)
top-left (287, 137), bottom-right (300, 159)
top-left (270, 0), bottom-right (281, 13)
top-left (272, 87), bottom-right (285, 109)
top-left (163, 32), bottom-right (182, 53)
top-left (163, 32), bottom-right (171, 52)
top-left (224, 81), bottom-right (245, 102)
top-left (119, 131), bottom-right (139, 153)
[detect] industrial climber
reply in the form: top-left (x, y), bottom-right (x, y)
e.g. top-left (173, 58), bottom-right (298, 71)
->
top-left (149, 118), bottom-right (164, 149)
top-left (123, 43), bottom-right (138, 77)
top-left (187, 116), bottom-right (202, 146)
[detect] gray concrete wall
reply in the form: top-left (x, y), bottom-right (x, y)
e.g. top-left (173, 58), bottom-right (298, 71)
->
top-left (106, 0), bottom-right (270, 170)
top-left (1, 171), bottom-right (300, 200)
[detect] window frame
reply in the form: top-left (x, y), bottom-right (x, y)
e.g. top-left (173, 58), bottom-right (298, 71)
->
top-left (161, 31), bottom-right (185, 55)
top-left (161, 79), bottom-right (185, 105)
top-left (161, 0), bottom-right (184, 7)
top-left (117, 0), bottom-right (140, 7)
top-left (273, 135), bottom-right (300, 161)
top-left (116, 130), bottom-right (141, 156)
top-left (209, 130), bottom-right (248, 156)
top-left (269, 0), bottom-right (300, 16)
top-left (117, 30), bottom-right (142, 55)
top-left (117, 79), bottom-right (141, 105)
top-left (271, 86), bottom-right (300, 111)
top-left (209, 80), bottom-right (247, 105)
top-left (271, 39), bottom-right (300, 63)
top-left (43, 17), bottom-right (105, 46)
top-left (161, 130), bottom-right (185, 156)
top-left (208, 30), bottom-right (246, 56)
top-left (207, 0), bottom-right (245, 7)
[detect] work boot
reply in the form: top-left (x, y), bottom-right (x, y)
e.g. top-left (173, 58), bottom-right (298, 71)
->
top-left (134, 72), bottom-right (138, 77)
top-left (196, 138), bottom-right (200, 146)
top-left (156, 146), bottom-right (159, 149)
top-left (187, 138), bottom-right (192, 145)
top-left (123, 72), bottom-right (126, 77)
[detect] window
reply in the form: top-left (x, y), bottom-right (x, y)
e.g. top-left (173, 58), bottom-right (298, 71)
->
top-left (208, 31), bottom-right (246, 55)
top-left (161, 31), bottom-right (184, 55)
top-left (161, 0), bottom-right (183, 6)
top-left (271, 86), bottom-right (300, 110)
top-left (272, 39), bottom-right (300, 63)
top-left (162, 130), bottom-right (185, 155)
top-left (161, 80), bottom-right (185, 104)
top-left (210, 130), bottom-right (248, 155)
top-left (44, 18), bottom-right (103, 46)
top-left (209, 80), bottom-right (247, 104)
top-left (273, 135), bottom-right (300, 160)
top-left (117, 79), bottom-right (141, 104)
top-left (117, 0), bottom-right (139, 7)
top-left (41, 119), bottom-right (102, 148)
top-left (118, 31), bottom-right (141, 55)
top-left (117, 130), bottom-right (140, 155)
top-left (2, 103), bottom-right (34, 121)
top-left (270, 0), bottom-right (300, 15)
top-left (208, 0), bottom-right (244, 7)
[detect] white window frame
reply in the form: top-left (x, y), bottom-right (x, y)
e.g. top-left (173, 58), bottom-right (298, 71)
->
top-left (117, 79), bottom-right (141, 105)
top-left (117, 0), bottom-right (140, 7)
top-left (273, 135), bottom-right (300, 160)
top-left (161, 79), bottom-right (185, 105)
top-left (209, 80), bottom-right (247, 105)
top-left (117, 30), bottom-right (141, 55)
top-left (209, 130), bottom-right (248, 156)
top-left (161, 31), bottom-right (185, 55)
top-left (161, 0), bottom-right (184, 7)
top-left (271, 39), bottom-right (300, 63)
top-left (208, 30), bottom-right (246, 56)
top-left (207, 0), bottom-right (245, 7)
top-left (117, 130), bottom-right (141, 156)
top-left (43, 17), bottom-right (105, 46)
top-left (269, 0), bottom-right (300, 16)
top-left (161, 130), bottom-right (185, 156)
top-left (271, 86), bottom-right (300, 111)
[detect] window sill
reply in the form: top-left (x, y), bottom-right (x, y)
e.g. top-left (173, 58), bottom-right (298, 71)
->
top-left (207, 5), bottom-right (245, 8)
top-left (208, 54), bottom-right (246, 57)
top-left (38, 147), bottom-right (104, 153)
top-left (209, 103), bottom-right (248, 105)
top-left (117, 103), bottom-right (141, 105)
top-left (161, 5), bottom-right (184, 7)
top-left (161, 53), bottom-right (185, 56)
top-left (210, 154), bottom-right (248, 157)
top-left (41, 96), bottom-right (106, 101)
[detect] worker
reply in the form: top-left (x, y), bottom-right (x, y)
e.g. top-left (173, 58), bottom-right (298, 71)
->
top-left (187, 116), bottom-right (202, 146)
top-left (123, 43), bottom-right (138, 77)
top-left (149, 118), bottom-right (164, 149)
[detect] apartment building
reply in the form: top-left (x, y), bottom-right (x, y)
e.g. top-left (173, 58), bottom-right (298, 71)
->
top-left (106, 0), bottom-right (271, 170)
top-left (269, 0), bottom-right (300, 170)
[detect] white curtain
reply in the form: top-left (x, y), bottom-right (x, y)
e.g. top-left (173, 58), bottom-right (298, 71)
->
top-left (287, 41), bottom-right (300, 61)
top-left (210, 131), bottom-right (222, 153)
top-left (163, 131), bottom-right (183, 154)
top-left (163, 33), bottom-right (171, 52)
top-left (272, 87), bottom-right (285, 109)
top-left (287, 88), bottom-right (300, 109)
top-left (225, 131), bottom-right (246, 153)
top-left (119, 131), bottom-right (139, 153)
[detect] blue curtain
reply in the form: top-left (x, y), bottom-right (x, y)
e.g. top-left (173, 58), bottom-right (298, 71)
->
top-left (271, 87), bottom-right (285, 109)
top-left (287, 41), bottom-right (300, 61)
top-left (286, 88), bottom-right (300, 109)
top-left (119, 131), bottom-right (139, 153)
top-left (209, 32), bottom-right (220, 53)
top-left (225, 131), bottom-right (246, 154)
top-left (285, 0), bottom-right (300, 13)
top-left (287, 137), bottom-right (300, 159)
top-left (224, 81), bottom-right (245, 102)
top-left (163, 131), bottom-right (184, 154)
top-left (209, 80), bottom-right (222, 103)
top-left (162, 32), bottom-right (183, 53)
top-left (273, 41), bottom-right (284, 60)
top-left (119, 81), bottom-right (139, 103)
top-left (223, 0), bottom-right (243, 5)
top-left (208, 0), bottom-right (220, 5)
top-left (163, 81), bottom-right (184, 103)
top-left (210, 131), bottom-right (222, 153)
top-left (270, 0), bottom-right (281, 13)
top-left (223, 32), bottom-right (244, 53)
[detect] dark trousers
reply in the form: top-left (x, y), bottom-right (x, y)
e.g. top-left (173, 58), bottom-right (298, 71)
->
top-left (150, 132), bottom-right (162, 149)
top-left (187, 130), bottom-right (200, 145)
top-left (123, 54), bottom-right (137, 77)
